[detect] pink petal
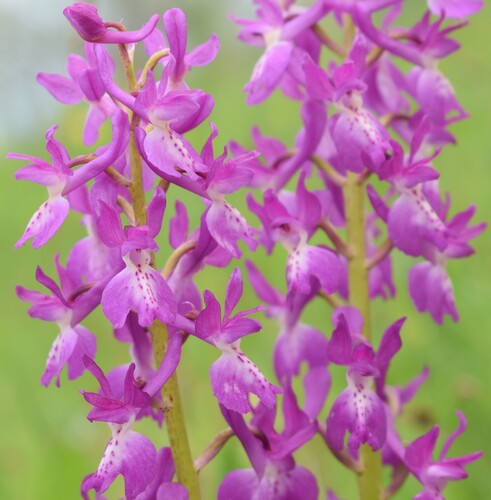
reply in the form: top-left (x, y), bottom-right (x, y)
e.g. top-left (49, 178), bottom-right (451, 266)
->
top-left (102, 263), bottom-right (176, 329)
top-left (210, 344), bottom-right (280, 414)
top-left (16, 196), bottom-right (70, 249)
top-left (206, 201), bottom-right (258, 258)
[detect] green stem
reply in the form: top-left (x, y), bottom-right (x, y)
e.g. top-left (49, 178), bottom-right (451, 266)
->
top-left (150, 322), bottom-right (201, 500)
top-left (344, 172), bottom-right (381, 500)
top-left (122, 46), bottom-right (200, 499)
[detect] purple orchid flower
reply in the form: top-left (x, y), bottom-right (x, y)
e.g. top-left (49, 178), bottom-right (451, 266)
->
top-left (229, 125), bottom-right (289, 190)
top-left (195, 268), bottom-right (280, 413)
top-left (248, 175), bottom-right (341, 299)
top-left (94, 44), bottom-right (213, 184)
top-left (135, 447), bottom-right (188, 500)
top-left (64, 2), bottom-right (159, 44)
top-left (65, 183), bottom-right (122, 285)
top-left (405, 411), bottom-right (482, 499)
top-left (303, 35), bottom-right (393, 174)
top-left (37, 43), bottom-right (117, 146)
top-left (325, 310), bottom-right (406, 458)
top-left (201, 124), bottom-right (259, 258)
top-left (8, 126), bottom-right (73, 248)
top-left (98, 188), bottom-right (177, 329)
top-left (232, 0), bottom-right (328, 104)
top-left (16, 257), bottom-right (96, 387)
top-left (81, 421), bottom-right (158, 500)
top-left (166, 201), bottom-right (233, 317)
top-left (81, 331), bottom-right (183, 499)
top-left (82, 358), bottom-right (151, 425)
top-left (218, 380), bottom-right (320, 500)
top-left (246, 260), bottom-right (330, 418)
top-left (408, 185), bottom-right (486, 323)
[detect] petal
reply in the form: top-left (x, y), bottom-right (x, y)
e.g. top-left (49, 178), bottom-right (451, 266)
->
top-left (405, 426), bottom-right (439, 472)
top-left (102, 264), bottom-right (176, 329)
top-left (146, 187), bottom-right (167, 238)
top-left (83, 99), bottom-right (112, 146)
top-left (16, 196), bottom-right (70, 249)
top-left (185, 33), bottom-right (220, 67)
top-left (210, 347), bottom-right (280, 414)
top-left (36, 72), bottom-right (83, 104)
top-left (327, 314), bottom-right (353, 365)
top-left (245, 260), bottom-right (283, 307)
top-left (169, 200), bottom-right (189, 248)
top-left (274, 324), bottom-right (329, 379)
top-left (41, 326), bottom-right (78, 387)
top-left (81, 427), bottom-right (158, 500)
top-left (42, 325), bottom-right (96, 388)
top-left (258, 465), bottom-right (319, 500)
top-left (326, 385), bottom-right (387, 457)
top-left (163, 8), bottom-right (188, 80)
top-left (194, 290), bottom-right (222, 342)
top-left (143, 126), bottom-right (206, 180)
top-left (66, 325), bottom-right (97, 381)
top-left (245, 41), bottom-right (293, 105)
top-left (331, 109), bottom-right (391, 173)
top-left (206, 201), bottom-right (258, 258)
top-left (287, 244), bottom-right (341, 296)
top-left (388, 193), bottom-right (447, 257)
top-left (16, 286), bottom-right (66, 322)
top-left (218, 469), bottom-right (259, 500)
top-left (408, 262), bottom-right (458, 324)
top-left (224, 267), bottom-right (243, 320)
top-left (95, 201), bottom-right (125, 248)
top-left (373, 317), bottom-right (405, 395)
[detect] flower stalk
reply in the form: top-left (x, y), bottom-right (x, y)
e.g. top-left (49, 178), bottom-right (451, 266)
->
top-left (345, 171), bottom-right (381, 499)
top-left (123, 46), bottom-right (200, 496)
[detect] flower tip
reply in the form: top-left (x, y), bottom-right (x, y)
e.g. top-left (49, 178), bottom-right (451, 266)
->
top-left (64, 2), bottom-right (106, 42)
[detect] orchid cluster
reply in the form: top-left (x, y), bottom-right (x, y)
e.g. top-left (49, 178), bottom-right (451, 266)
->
top-left (10, 1), bottom-right (485, 499)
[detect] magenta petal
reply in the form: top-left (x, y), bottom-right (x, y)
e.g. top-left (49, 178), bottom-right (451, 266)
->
top-left (195, 290), bottom-right (222, 342)
top-left (327, 314), bottom-right (352, 365)
top-left (274, 324), bottom-right (329, 379)
top-left (144, 126), bottom-right (206, 180)
top-left (210, 346), bottom-right (280, 414)
top-left (245, 41), bottom-right (293, 105)
top-left (64, 2), bottom-right (106, 41)
top-left (224, 267), bottom-right (243, 320)
top-left (245, 260), bottom-right (283, 307)
top-left (83, 100), bottom-right (113, 146)
top-left (36, 72), bottom-right (83, 104)
top-left (169, 200), bottom-right (189, 248)
top-left (409, 262), bottom-right (458, 324)
top-left (206, 201), bottom-right (258, 258)
top-left (65, 3), bottom-right (159, 44)
top-left (16, 196), bottom-right (70, 249)
top-left (260, 465), bottom-right (319, 500)
top-left (326, 383), bottom-right (387, 457)
top-left (287, 244), bottom-right (340, 296)
top-left (388, 193), bottom-right (447, 257)
top-left (81, 426), bottom-right (157, 500)
top-left (185, 33), bottom-right (220, 67)
top-left (41, 325), bottom-right (96, 387)
top-left (218, 469), bottom-right (259, 500)
top-left (331, 108), bottom-right (391, 173)
top-left (96, 201), bottom-right (126, 248)
top-left (102, 263), bottom-right (176, 329)
top-left (163, 8), bottom-right (188, 80)
top-left (156, 482), bottom-right (189, 500)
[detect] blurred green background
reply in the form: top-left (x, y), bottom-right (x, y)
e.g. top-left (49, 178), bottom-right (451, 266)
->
top-left (0, 1), bottom-right (489, 499)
